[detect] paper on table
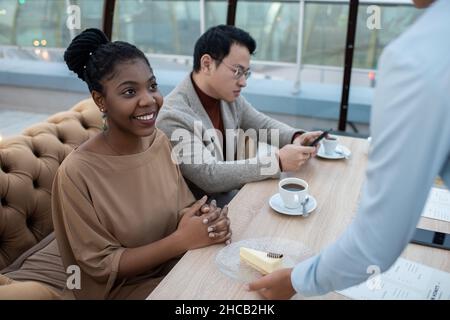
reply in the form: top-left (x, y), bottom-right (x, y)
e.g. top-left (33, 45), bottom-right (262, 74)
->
top-left (421, 187), bottom-right (450, 223)
top-left (337, 258), bottom-right (450, 300)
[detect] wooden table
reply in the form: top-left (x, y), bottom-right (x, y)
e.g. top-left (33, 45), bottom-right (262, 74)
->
top-left (148, 136), bottom-right (450, 300)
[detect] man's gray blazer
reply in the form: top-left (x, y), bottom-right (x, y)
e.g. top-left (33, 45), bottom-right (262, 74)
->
top-left (157, 75), bottom-right (302, 194)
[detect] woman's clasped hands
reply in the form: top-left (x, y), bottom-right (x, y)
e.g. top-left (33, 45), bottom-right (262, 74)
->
top-left (176, 196), bottom-right (232, 250)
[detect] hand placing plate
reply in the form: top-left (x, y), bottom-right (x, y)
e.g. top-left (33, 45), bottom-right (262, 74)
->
top-left (317, 144), bottom-right (351, 160)
top-left (269, 193), bottom-right (317, 216)
top-left (215, 237), bottom-right (314, 283)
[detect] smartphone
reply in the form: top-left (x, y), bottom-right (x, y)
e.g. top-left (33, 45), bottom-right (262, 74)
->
top-left (308, 129), bottom-right (332, 147)
top-left (410, 228), bottom-right (450, 251)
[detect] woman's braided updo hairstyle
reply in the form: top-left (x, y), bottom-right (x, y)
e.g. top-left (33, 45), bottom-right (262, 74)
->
top-left (64, 28), bottom-right (150, 93)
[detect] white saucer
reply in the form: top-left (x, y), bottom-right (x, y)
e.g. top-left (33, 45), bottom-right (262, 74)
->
top-left (317, 144), bottom-right (351, 160)
top-left (269, 193), bottom-right (317, 216)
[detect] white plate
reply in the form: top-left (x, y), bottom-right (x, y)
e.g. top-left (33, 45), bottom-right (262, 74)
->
top-left (317, 144), bottom-right (351, 160)
top-left (269, 193), bottom-right (317, 216)
top-left (215, 237), bottom-right (314, 282)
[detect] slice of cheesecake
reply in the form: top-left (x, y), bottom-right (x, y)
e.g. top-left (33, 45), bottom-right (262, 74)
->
top-left (239, 247), bottom-right (283, 275)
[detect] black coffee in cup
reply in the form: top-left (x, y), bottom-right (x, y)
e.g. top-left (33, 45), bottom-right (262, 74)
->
top-left (281, 183), bottom-right (305, 192)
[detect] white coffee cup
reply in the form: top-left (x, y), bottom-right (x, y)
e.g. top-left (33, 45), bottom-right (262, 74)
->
top-left (322, 135), bottom-right (338, 155)
top-left (279, 178), bottom-right (308, 209)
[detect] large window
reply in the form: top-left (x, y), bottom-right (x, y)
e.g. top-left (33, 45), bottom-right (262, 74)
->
top-left (0, 0), bottom-right (422, 70)
top-left (303, 2), bottom-right (420, 69)
top-left (0, 0), bottom-right (103, 48)
top-left (205, 0), bottom-right (227, 30)
top-left (112, 0), bottom-right (201, 56)
top-left (235, 1), bottom-right (300, 63)
top-left (354, 4), bottom-right (420, 69)
top-left (0, 0), bottom-right (422, 87)
top-left (0, 0), bottom-right (429, 136)
top-left (302, 3), bottom-right (348, 67)
top-left (112, 0), bottom-right (229, 57)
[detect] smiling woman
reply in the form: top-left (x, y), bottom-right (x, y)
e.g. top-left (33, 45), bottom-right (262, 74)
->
top-left (63, 28), bottom-right (163, 155)
top-left (53, 28), bottom-right (232, 299)
top-left (0, 28), bottom-right (232, 300)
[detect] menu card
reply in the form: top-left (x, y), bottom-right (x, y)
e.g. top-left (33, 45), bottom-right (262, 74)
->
top-left (338, 258), bottom-right (450, 300)
top-left (421, 187), bottom-right (450, 223)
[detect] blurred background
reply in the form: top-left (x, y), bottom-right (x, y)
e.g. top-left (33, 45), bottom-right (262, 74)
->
top-left (0, 0), bottom-right (422, 140)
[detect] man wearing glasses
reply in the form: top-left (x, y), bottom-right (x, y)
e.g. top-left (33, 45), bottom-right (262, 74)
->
top-left (157, 25), bottom-right (322, 205)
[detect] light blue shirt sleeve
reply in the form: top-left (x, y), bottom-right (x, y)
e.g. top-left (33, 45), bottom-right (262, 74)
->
top-left (291, 1), bottom-right (450, 297)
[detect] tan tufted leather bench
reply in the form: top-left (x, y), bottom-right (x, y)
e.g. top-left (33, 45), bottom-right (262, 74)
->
top-left (0, 99), bottom-right (102, 270)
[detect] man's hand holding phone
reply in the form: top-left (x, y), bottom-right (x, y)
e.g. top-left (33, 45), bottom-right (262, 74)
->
top-left (307, 129), bottom-right (332, 147)
top-left (277, 131), bottom-right (324, 172)
top-left (292, 130), bottom-right (327, 158)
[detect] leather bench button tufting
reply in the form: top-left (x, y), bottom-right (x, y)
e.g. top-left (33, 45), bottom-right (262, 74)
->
top-left (26, 217), bottom-right (33, 228)
top-left (32, 149), bottom-right (40, 157)
top-left (0, 98), bottom-right (101, 270)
